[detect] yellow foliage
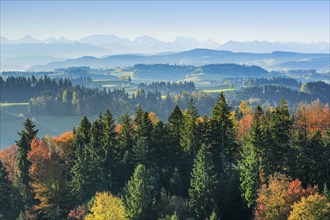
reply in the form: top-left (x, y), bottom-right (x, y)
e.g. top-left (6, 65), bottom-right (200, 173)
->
top-left (148, 112), bottom-right (160, 125)
top-left (85, 192), bottom-right (128, 220)
top-left (288, 193), bottom-right (330, 220)
top-left (239, 100), bottom-right (250, 115)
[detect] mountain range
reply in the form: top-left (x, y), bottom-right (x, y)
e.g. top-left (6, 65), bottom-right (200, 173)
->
top-left (30, 49), bottom-right (330, 73)
top-left (1, 35), bottom-right (329, 71)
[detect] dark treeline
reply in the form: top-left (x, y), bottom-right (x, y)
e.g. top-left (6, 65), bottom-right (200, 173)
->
top-left (0, 75), bottom-right (71, 102)
top-left (134, 64), bottom-right (195, 80)
top-left (27, 81), bottom-right (330, 120)
top-left (1, 94), bottom-right (329, 219)
top-left (138, 81), bottom-right (195, 94)
top-left (242, 76), bottom-right (300, 88)
top-left (226, 85), bottom-right (316, 107)
top-left (201, 64), bottom-right (268, 77)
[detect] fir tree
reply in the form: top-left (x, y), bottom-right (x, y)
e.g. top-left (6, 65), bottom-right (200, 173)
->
top-left (189, 144), bottom-right (218, 219)
top-left (180, 98), bottom-right (200, 157)
top-left (124, 164), bottom-right (157, 220)
top-left (101, 109), bottom-right (117, 192)
top-left (117, 113), bottom-right (135, 189)
top-left (239, 142), bottom-right (259, 208)
top-left (269, 99), bottom-right (292, 174)
top-left (211, 92), bottom-right (236, 173)
top-left (16, 118), bottom-right (38, 212)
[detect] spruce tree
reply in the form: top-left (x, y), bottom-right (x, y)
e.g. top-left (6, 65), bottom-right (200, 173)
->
top-left (73, 116), bottom-right (91, 153)
top-left (101, 109), bottom-right (117, 192)
top-left (211, 92), bottom-right (236, 173)
top-left (180, 98), bottom-right (200, 157)
top-left (117, 113), bottom-right (135, 189)
top-left (133, 109), bottom-right (154, 168)
top-left (269, 99), bottom-right (292, 174)
top-left (180, 99), bottom-right (201, 195)
top-left (189, 144), bottom-right (218, 219)
top-left (124, 164), bottom-right (157, 220)
top-left (70, 116), bottom-right (94, 203)
top-left (166, 105), bottom-right (185, 194)
top-left (239, 142), bottom-right (259, 208)
top-left (16, 118), bottom-right (38, 212)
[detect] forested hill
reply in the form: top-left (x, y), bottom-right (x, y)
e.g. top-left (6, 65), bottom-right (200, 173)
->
top-left (30, 49), bottom-right (330, 71)
top-left (134, 64), bottom-right (268, 80)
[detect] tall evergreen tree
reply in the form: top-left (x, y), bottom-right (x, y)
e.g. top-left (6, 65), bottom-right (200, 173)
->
top-left (189, 144), bottom-right (218, 219)
top-left (166, 105), bottom-right (185, 194)
top-left (70, 116), bottom-right (95, 203)
top-left (180, 98), bottom-right (200, 157)
top-left (101, 109), bottom-right (117, 192)
top-left (124, 164), bottom-right (157, 220)
top-left (211, 92), bottom-right (236, 173)
top-left (269, 99), bottom-right (292, 174)
top-left (239, 142), bottom-right (259, 208)
top-left (117, 113), bottom-right (135, 189)
top-left (15, 118), bottom-right (38, 213)
top-left (180, 98), bottom-right (201, 195)
top-left (133, 109), bottom-right (154, 168)
top-left (238, 106), bottom-right (267, 208)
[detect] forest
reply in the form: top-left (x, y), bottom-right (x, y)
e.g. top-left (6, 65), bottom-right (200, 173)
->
top-left (0, 93), bottom-right (329, 219)
top-left (1, 75), bottom-right (329, 120)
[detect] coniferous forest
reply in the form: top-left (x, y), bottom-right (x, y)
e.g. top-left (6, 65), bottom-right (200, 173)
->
top-left (1, 92), bottom-right (329, 219)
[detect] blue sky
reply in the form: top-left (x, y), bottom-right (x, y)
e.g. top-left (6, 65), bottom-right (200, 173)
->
top-left (1, 1), bottom-right (329, 43)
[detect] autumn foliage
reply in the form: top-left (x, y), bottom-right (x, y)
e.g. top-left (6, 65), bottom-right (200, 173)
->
top-left (52, 131), bottom-right (74, 164)
top-left (0, 144), bottom-right (18, 180)
top-left (288, 193), bottom-right (330, 220)
top-left (295, 100), bottom-right (330, 137)
top-left (256, 174), bottom-right (319, 220)
top-left (85, 192), bottom-right (128, 220)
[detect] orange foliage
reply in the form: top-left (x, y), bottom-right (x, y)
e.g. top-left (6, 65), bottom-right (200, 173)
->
top-left (52, 131), bottom-right (74, 144)
top-left (68, 205), bottom-right (88, 220)
top-left (0, 144), bottom-right (18, 181)
top-left (115, 124), bottom-right (123, 133)
top-left (148, 112), bottom-right (160, 125)
top-left (52, 132), bottom-right (74, 164)
top-left (28, 138), bottom-right (51, 180)
top-left (295, 100), bottom-right (330, 136)
top-left (239, 100), bottom-right (250, 115)
top-left (236, 101), bottom-right (253, 141)
top-left (256, 174), bottom-right (318, 220)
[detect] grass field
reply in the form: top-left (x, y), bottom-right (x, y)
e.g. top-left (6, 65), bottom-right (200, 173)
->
top-left (200, 88), bottom-right (236, 93)
top-left (0, 102), bottom-right (29, 107)
top-left (0, 104), bottom-right (98, 150)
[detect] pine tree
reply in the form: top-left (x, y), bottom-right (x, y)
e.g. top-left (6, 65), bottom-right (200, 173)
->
top-left (133, 109), bottom-right (154, 168)
top-left (269, 99), bottom-right (292, 174)
top-left (211, 92), bottom-right (236, 173)
top-left (166, 105), bottom-right (185, 194)
top-left (117, 113), bottom-right (135, 189)
top-left (70, 144), bottom-right (94, 203)
top-left (101, 109), bottom-right (117, 192)
top-left (70, 116), bottom-right (95, 203)
top-left (124, 164), bottom-right (157, 220)
top-left (166, 105), bottom-right (183, 145)
top-left (73, 116), bottom-right (91, 153)
top-left (179, 99), bottom-right (202, 195)
top-left (239, 142), bottom-right (259, 208)
top-left (189, 144), bottom-right (218, 219)
top-left (16, 118), bottom-right (38, 212)
top-left (180, 98), bottom-right (200, 157)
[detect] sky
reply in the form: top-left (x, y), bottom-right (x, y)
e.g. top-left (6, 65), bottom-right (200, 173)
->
top-left (1, 1), bottom-right (329, 43)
